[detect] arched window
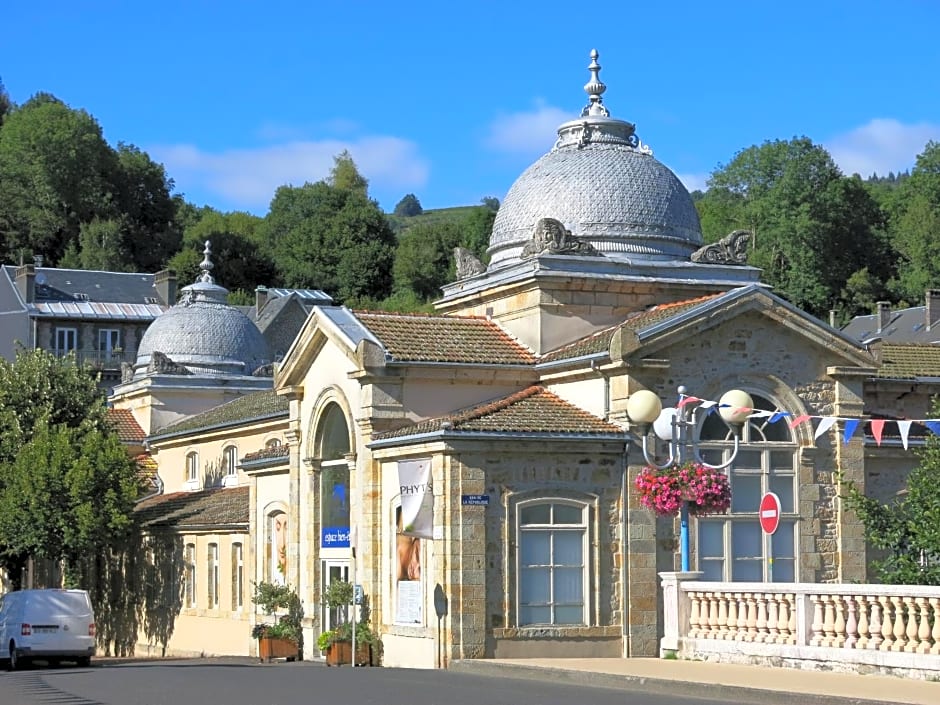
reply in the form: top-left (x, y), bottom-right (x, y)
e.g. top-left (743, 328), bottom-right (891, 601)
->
top-left (207, 543), bottom-right (219, 608)
top-left (697, 393), bottom-right (798, 581)
top-left (222, 446), bottom-right (238, 477)
top-left (232, 542), bottom-right (244, 610)
top-left (184, 542), bottom-right (196, 608)
top-left (186, 452), bottom-right (199, 484)
top-left (517, 500), bottom-right (588, 626)
top-left (318, 403), bottom-right (351, 551)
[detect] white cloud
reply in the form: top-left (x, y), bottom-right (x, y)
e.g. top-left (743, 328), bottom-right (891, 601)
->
top-left (676, 172), bottom-right (709, 194)
top-left (825, 119), bottom-right (940, 178)
top-left (484, 100), bottom-right (570, 154)
top-left (150, 136), bottom-right (429, 210)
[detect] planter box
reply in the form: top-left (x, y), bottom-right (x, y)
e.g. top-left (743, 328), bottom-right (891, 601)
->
top-left (258, 636), bottom-right (298, 663)
top-left (325, 641), bottom-right (372, 666)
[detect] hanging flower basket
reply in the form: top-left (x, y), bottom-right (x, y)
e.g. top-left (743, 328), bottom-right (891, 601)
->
top-left (635, 461), bottom-right (732, 517)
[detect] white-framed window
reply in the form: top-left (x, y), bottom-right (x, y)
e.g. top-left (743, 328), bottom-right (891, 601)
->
top-left (517, 500), bottom-right (588, 626)
top-left (98, 328), bottom-right (121, 360)
top-left (184, 543), bottom-right (196, 608)
top-left (232, 542), bottom-right (244, 610)
top-left (207, 543), bottom-right (219, 608)
top-left (55, 327), bottom-right (77, 356)
top-left (697, 393), bottom-right (798, 582)
top-left (223, 445), bottom-right (238, 476)
top-left (186, 451), bottom-right (199, 484)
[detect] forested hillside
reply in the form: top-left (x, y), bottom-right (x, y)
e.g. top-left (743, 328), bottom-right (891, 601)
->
top-left (1, 80), bottom-right (938, 321)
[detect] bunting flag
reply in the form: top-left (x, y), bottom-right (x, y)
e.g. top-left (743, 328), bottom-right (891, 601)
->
top-left (660, 394), bottom-right (940, 450)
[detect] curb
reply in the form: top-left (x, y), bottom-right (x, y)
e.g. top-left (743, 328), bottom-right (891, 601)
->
top-left (447, 660), bottom-right (903, 705)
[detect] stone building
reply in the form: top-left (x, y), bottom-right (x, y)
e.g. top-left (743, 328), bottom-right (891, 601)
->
top-left (111, 50), bottom-right (939, 665)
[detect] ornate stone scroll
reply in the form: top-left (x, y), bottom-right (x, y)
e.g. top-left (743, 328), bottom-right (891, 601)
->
top-left (521, 217), bottom-right (599, 259)
top-left (453, 247), bottom-right (486, 279)
top-left (690, 229), bottom-right (752, 265)
top-left (147, 350), bottom-right (192, 375)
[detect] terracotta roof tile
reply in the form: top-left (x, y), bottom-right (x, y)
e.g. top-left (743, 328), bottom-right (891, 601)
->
top-left (154, 390), bottom-right (288, 437)
top-left (355, 311), bottom-right (535, 364)
top-left (135, 486), bottom-right (249, 528)
top-left (540, 294), bottom-right (723, 363)
top-left (108, 408), bottom-right (145, 444)
top-left (372, 386), bottom-right (623, 440)
top-left (877, 343), bottom-right (940, 379)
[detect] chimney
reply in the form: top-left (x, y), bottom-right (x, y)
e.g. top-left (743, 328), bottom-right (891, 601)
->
top-left (876, 301), bottom-right (891, 333)
top-left (154, 269), bottom-right (177, 306)
top-left (15, 264), bottom-right (36, 303)
top-left (256, 286), bottom-right (269, 317)
top-left (829, 310), bottom-right (837, 328)
top-left (927, 290), bottom-right (940, 331)
top-left (33, 255), bottom-right (44, 268)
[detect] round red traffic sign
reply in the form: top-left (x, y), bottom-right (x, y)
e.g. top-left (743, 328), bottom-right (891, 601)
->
top-left (759, 492), bottom-right (781, 534)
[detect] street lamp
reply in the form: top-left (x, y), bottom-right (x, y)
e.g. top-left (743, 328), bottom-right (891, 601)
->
top-left (626, 385), bottom-right (753, 571)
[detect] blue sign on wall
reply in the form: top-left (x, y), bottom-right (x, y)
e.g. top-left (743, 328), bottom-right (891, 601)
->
top-left (461, 494), bottom-right (489, 506)
top-left (322, 526), bottom-right (350, 548)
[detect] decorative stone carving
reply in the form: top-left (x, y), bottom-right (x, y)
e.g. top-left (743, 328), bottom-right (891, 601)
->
top-left (690, 230), bottom-right (752, 265)
top-left (521, 218), bottom-right (599, 259)
top-left (252, 362), bottom-right (275, 377)
top-left (120, 361), bottom-right (134, 384)
top-left (147, 350), bottom-right (191, 375)
top-left (453, 247), bottom-right (486, 279)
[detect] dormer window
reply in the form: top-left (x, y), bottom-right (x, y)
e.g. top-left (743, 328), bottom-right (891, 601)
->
top-left (74, 292), bottom-right (89, 301)
top-left (144, 296), bottom-right (159, 304)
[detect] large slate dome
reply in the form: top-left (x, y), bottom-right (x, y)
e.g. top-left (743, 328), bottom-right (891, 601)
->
top-left (134, 243), bottom-right (270, 378)
top-left (487, 50), bottom-right (702, 268)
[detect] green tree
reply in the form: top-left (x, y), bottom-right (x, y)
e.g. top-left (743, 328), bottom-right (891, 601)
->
top-left (886, 142), bottom-right (940, 303)
top-left (59, 217), bottom-right (134, 272)
top-left (0, 348), bottom-right (137, 586)
top-left (841, 401), bottom-right (940, 585)
top-left (263, 179), bottom-right (395, 304)
top-left (170, 209), bottom-right (276, 295)
top-left (702, 137), bottom-right (891, 318)
top-left (393, 222), bottom-right (464, 300)
top-left (480, 196), bottom-right (500, 212)
top-left (393, 193), bottom-right (423, 217)
top-left (0, 94), bottom-right (121, 264)
top-left (328, 150), bottom-right (369, 197)
top-left (0, 77), bottom-right (12, 128)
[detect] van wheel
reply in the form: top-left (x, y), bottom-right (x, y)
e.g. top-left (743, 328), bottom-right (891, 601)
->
top-left (76, 656), bottom-right (91, 667)
top-left (9, 642), bottom-right (26, 671)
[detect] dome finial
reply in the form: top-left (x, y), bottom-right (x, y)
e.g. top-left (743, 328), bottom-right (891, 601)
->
top-left (582, 49), bottom-right (609, 117)
top-left (198, 240), bottom-right (216, 284)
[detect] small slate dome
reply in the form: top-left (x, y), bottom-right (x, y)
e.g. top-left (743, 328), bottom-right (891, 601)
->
top-left (487, 50), bottom-right (702, 268)
top-left (134, 242), bottom-right (270, 378)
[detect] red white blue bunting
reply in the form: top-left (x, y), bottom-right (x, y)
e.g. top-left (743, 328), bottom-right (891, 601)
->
top-left (675, 395), bottom-right (940, 450)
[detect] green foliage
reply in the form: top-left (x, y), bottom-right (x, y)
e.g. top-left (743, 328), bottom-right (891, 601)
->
top-left (328, 150), bottom-right (369, 196)
top-left (251, 581), bottom-right (304, 644)
top-left (840, 401), bottom-right (940, 584)
top-left (262, 180), bottom-right (395, 303)
top-left (0, 349), bottom-right (138, 584)
top-left (480, 196), bottom-right (500, 212)
top-left (0, 77), bottom-right (12, 127)
top-left (393, 193), bottom-right (423, 217)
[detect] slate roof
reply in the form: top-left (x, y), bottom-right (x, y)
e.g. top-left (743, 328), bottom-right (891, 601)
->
top-left (0, 266), bottom-right (169, 305)
top-left (540, 294), bottom-right (722, 363)
top-left (372, 385), bottom-right (624, 440)
top-left (355, 311), bottom-right (535, 364)
top-left (135, 486), bottom-right (249, 528)
top-left (842, 299), bottom-right (940, 345)
top-left (151, 390), bottom-right (288, 438)
top-left (876, 343), bottom-right (940, 379)
top-left (108, 408), bottom-right (146, 444)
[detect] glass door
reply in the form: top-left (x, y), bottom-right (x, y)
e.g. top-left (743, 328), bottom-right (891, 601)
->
top-left (321, 560), bottom-right (349, 632)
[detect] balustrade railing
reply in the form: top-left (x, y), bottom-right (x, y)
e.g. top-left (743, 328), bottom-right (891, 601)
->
top-left (661, 574), bottom-right (940, 677)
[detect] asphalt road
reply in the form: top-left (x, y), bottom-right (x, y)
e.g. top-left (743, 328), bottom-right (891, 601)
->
top-left (0, 657), bottom-right (736, 705)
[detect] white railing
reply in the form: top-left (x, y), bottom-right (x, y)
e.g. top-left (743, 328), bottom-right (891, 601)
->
top-left (661, 572), bottom-right (940, 679)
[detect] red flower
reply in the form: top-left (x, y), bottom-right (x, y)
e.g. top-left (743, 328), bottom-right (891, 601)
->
top-left (634, 461), bottom-right (731, 517)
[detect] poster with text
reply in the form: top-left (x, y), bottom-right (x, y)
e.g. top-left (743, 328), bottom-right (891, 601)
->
top-left (397, 458), bottom-right (433, 538)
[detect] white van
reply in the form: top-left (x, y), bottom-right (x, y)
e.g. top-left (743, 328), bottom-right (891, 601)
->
top-left (0, 589), bottom-right (96, 669)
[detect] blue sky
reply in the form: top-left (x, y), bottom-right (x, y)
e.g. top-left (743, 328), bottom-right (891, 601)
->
top-left (3, 2), bottom-right (939, 216)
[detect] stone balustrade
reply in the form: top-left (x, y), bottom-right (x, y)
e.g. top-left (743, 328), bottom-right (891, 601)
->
top-left (661, 573), bottom-right (940, 679)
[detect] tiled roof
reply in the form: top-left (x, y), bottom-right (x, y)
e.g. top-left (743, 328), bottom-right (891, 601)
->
top-left (135, 486), bottom-right (249, 528)
top-left (152, 390), bottom-right (288, 437)
top-left (876, 343), bottom-right (940, 379)
top-left (134, 453), bottom-right (158, 487)
top-left (372, 385), bottom-right (623, 440)
top-left (355, 311), bottom-right (535, 364)
top-left (540, 294), bottom-right (722, 363)
top-left (108, 408), bottom-right (145, 444)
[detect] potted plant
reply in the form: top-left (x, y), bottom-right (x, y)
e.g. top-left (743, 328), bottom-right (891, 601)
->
top-left (251, 581), bottom-right (303, 662)
top-left (319, 580), bottom-right (380, 666)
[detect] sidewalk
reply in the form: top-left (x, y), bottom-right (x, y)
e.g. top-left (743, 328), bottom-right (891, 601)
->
top-left (448, 657), bottom-right (939, 705)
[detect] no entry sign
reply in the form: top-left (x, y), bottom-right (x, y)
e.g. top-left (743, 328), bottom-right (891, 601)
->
top-left (759, 492), bottom-right (781, 535)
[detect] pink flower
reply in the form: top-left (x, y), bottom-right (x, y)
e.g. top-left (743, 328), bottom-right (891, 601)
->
top-left (634, 461), bottom-right (732, 517)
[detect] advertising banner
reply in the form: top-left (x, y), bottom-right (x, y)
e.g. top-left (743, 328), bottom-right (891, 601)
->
top-left (398, 458), bottom-right (433, 539)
